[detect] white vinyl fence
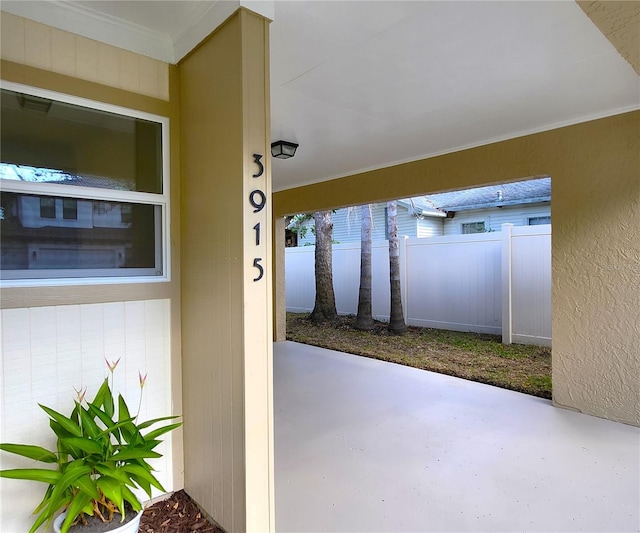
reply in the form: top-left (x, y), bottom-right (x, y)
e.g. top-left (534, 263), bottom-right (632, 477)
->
top-left (286, 223), bottom-right (551, 346)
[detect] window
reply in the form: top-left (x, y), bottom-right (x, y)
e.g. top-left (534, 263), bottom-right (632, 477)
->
top-left (120, 204), bottom-right (133, 224)
top-left (39, 197), bottom-right (56, 219)
top-left (461, 221), bottom-right (485, 234)
top-left (528, 215), bottom-right (551, 226)
top-left (62, 199), bottom-right (78, 220)
top-left (0, 83), bottom-right (169, 283)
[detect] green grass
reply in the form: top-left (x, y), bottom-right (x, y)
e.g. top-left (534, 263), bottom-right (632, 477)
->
top-left (286, 313), bottom-right (552, 399)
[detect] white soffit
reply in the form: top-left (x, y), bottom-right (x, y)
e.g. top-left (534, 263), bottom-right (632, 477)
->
top-left (269, 0), bottom-right (640, 191)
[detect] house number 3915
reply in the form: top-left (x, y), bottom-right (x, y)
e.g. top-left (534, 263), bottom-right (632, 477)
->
top-left (251, 154), bottom-right (265, 282)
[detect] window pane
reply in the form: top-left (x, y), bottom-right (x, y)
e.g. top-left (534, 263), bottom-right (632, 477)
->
top-left (462, 222), bottom-right (485, 234)
top-left (528, 216), bottom-right (551, 225)
top-left (63, 199), bottom-right (78, 220)
top-left (40, 197), bottom-right (56, 219)
top-left (1, 192), bottom-right (162, 276)
top-left (1, 89), bottom-right (162, 193)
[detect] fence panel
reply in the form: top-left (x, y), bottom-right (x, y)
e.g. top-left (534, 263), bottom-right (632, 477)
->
top-left (510, 225), bottom-right (552, 345)
top-left (285, 225), bottom-right (551, 345)
top-left (405, 234), bottom-right (502, 334)
top-left (332, 243), bottom-right (360, 315)
top-left (285, 246), bottom-right (316, 313)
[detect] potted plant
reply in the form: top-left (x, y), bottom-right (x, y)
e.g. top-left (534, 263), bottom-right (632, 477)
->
top-left (0, 358), bottom-right (181, 533)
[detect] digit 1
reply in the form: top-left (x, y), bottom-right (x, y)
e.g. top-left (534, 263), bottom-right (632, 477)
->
top-left (253, 222), bottom-right (261, 246)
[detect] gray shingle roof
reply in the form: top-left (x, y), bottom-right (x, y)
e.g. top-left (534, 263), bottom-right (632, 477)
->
top-left (401, 177), bottom-right (550, 215)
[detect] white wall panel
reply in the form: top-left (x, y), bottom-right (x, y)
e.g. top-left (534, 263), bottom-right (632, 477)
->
top-left (0, 299), bottom-right (173, 533)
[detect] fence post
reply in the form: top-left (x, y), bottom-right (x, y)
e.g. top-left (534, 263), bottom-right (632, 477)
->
top-left (400, 235), bottom-right (409, 323)
top-left (502, 223), bottom-right (514, 344)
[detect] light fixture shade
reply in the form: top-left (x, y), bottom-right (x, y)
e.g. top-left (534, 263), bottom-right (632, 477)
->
top-left (271, 140), bottom-right (299, 159)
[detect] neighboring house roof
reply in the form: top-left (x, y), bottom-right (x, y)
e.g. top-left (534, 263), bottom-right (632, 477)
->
top-left (0, 163), bottom-right (135, 191)
top-left (399, 177), bottom-right (551, 216)
top-left (402, 177), bottom-right (551, 217)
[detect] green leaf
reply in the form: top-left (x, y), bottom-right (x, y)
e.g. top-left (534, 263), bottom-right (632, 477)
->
top-left (29, 493), bottom-right (71, 533)
top-left (121, 464), bottom-right (165, 492)
top-left (92, 378), bottom-right (114, 419)
top-left (96, 477), bottom-right (124, 517)
top-left (95, 418), bottom-right (136, 441)
top-left (78, 406), bottom-right (101, 440)
top-left (111, 448), bottom-right (161, 462)
top-left (59, 491), bottom-right (92, 533)
top-left (33, 484), bottom-right (55, 514)
top-left (86, 402), bottom-right (117, 431)
top-left (74, 474), bottom-right (100, 500)
top-left (137, 415), bottom-right (181, 430)
top-left (60, 437), bottom-right (103, 456)
top-left (143, 422), bottom-right (182, 442)
top-left (121, 485), bottom-right (142, 513)
top-left (0, 468), bottom-right (60, 484)
top-left (118, 394), bottom-right (132, 422)
top-left (94, 464), bottom-right (132, 488)
top-left (117, 394), bottom-right (136, 442)
top-left (132, 475), bottom-right (152, 498)
top-left (39, 405), bottom-right (82, 438)
top-left (0, 443), bottom-right (57, 463)
top-left (44, 465), bottom-right (92, 519)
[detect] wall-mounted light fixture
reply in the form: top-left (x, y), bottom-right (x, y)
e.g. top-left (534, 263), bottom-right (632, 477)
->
top-left (271, 140), bottom-right (299, 159)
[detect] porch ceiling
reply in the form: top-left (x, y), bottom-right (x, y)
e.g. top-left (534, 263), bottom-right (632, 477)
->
top-left (2, 1), bottom-right (638, 192)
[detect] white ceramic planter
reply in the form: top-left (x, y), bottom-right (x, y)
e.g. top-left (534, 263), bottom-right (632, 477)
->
top-left (53, 509), bottom-right (143, 533)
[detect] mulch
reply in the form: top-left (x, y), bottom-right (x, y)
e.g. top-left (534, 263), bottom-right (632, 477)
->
top-left (139, 490), bottom-right (225, 533)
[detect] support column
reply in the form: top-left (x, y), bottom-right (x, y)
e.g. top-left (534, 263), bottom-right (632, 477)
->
top-left (179, 8), bottom-right (273, 532)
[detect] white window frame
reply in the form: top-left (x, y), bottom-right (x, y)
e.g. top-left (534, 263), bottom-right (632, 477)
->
top-left (0, 81), bottom-right (171, 287)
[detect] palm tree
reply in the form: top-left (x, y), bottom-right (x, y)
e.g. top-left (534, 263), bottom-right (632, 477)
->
top-left (309, 210), bottom-right (337, 323)
top-left (387, 200), bottom-right (407, 334)
top-left (355, 204), bottom-right (374, 330)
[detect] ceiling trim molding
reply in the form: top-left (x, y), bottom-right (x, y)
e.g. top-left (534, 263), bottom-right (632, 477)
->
top-left (172, 1), bottom-right (275, 62)
top-left (1, 0), bottom-right (275, 64)
top-left (172, 1), bottom-right (239, 63)
top-left (1, 0), bottom-right (174, 62)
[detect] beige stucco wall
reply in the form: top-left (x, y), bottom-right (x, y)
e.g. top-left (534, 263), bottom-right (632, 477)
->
top-left (179, 9), bottom-right (274, 532)
top-left (0, 14), bottom-right (184, 532)
top-left (274, 111), bottom-right (640, 427)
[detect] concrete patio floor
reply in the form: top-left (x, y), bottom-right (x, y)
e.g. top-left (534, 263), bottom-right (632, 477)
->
top-left (274, 341), bottom-right (640, 533)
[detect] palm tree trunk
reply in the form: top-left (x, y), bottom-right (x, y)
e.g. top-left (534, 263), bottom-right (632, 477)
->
top-left (309, 210), bottom-right (337, 323)
top-left (355, 204), bottom-right (374, 330)
top-left (387, 201), bottom-right (407, 334)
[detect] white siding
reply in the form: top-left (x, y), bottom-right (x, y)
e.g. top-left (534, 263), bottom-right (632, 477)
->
top-left (296, 203), bottom-right (417, 246)
top-left (443, 203), bottom-right (550, 235)
top-left (416, 217), bottom-right (444, 238)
